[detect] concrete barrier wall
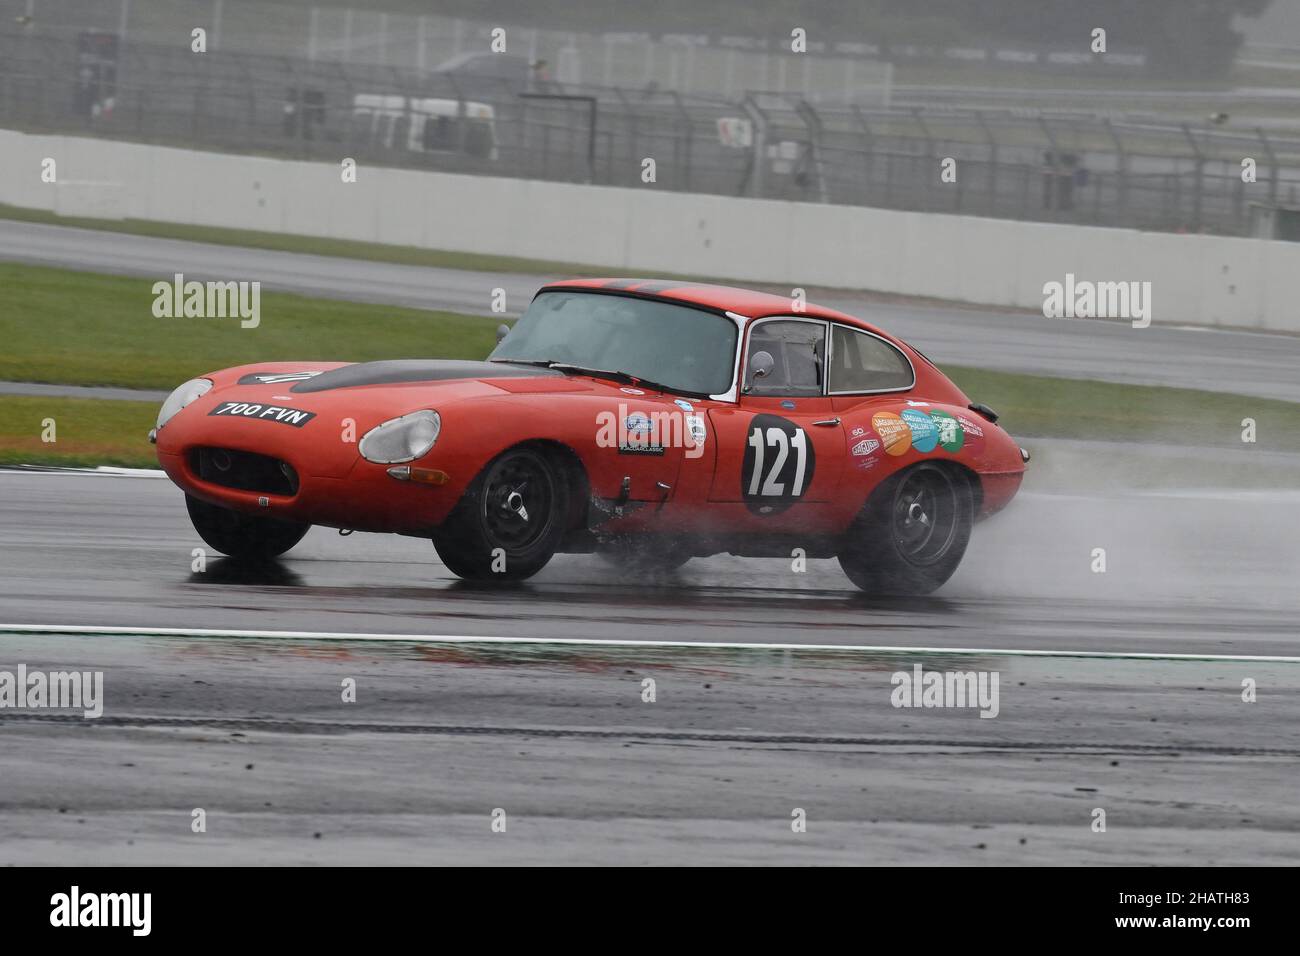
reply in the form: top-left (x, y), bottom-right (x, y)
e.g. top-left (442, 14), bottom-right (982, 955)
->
top-left (2, 128), bottom-right (1295, 332)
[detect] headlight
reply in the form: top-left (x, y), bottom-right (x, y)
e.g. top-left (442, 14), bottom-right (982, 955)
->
top-left (156, 378), bottom-right (213, 430)
top-left (359, 410), bottom-right (441, 464)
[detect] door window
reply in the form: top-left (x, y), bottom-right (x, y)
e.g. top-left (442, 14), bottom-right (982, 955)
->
top-left (744, 320), bottom-right (827, 397)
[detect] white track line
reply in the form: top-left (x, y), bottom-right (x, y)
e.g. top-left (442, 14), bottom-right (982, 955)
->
top-left (0, 466), bottom-right (166, 477)
top-left (1, 623), bottom-right (1297, 663)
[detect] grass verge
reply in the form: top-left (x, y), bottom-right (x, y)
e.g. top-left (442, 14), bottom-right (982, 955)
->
top-left (943, 365), bottom-right (1300, 449)
top-left (0, 263), bottom-right (498, 389)
top-left (0, 397), bottom-right (157, 469)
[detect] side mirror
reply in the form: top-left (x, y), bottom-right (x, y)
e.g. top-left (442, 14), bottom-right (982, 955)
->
top-left (749, 350), bottom-right (775, 381)
top-left (495, 323), bottom-right (511, 344)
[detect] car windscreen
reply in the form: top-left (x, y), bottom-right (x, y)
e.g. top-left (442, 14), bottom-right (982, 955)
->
top-left (490, 291), bottom-right (738, 396)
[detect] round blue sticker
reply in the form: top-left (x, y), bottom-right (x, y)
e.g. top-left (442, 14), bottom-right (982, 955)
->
top-left (780, 400), bottom-right (797, 410)
top-left (901, 408), bottom-right (938, 453)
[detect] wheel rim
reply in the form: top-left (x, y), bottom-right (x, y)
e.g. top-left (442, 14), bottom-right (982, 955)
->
top-left (891, 468), bottom-right (960, 566)
top-left (478, 452), bottom-right (555, 552)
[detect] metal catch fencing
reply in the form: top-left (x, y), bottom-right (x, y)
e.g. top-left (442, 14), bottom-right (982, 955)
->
top-left (3, 23), bottom-right (1299, 237)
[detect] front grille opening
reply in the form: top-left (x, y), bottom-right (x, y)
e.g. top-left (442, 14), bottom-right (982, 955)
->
top-left (191, 447), bottom-right (299, 496)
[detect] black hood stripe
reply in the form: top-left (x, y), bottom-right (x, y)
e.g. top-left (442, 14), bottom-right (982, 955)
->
top-left (289, 360), bottom-right (560, 393)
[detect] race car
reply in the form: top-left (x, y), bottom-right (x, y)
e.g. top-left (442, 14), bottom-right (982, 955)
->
top-left (152, 279), bottom-right (1027, 593)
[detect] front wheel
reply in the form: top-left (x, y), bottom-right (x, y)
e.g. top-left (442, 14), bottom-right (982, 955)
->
top-left (838, 463), bottom-right (974, 595)
top-left (185, 493), bottom-right (310, 560)
top-left (432, 447), bottom-right (568, 581)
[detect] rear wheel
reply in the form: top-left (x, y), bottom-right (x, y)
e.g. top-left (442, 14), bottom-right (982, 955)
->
top-left (838, 463), bottom-right (973, 595)
top-left (432, 447), bottom-right (568, 581)
top-left (185, 493), bottom-right (309, 560)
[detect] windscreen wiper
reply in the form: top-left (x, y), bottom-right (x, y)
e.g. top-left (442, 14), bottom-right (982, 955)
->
top-left (546, 364), bottom-right (708, 399)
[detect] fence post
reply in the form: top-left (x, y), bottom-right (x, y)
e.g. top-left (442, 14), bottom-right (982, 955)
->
top-left (794, 98), bottom-right (828, 203)
top-left (741, 94), bottom-right (767, 198)
top-left (614, 88), bottom-right (633, 186)
top-left (975, 110), bottom-right (997, 217)
top-left (1103, 118), bottom-right (1127, 226)
top-left (1181, 123), bottom-right (1204, 232)
top-left (1256, 127), bottom-right (1279, 206)
top-left (669, 91), bottom-right (692, 191)
top-left (852, 104), bottom-right (874, 206)
top-left (911, 107), bottom-right (934, 211)
top-left (1038, 116), bottom-right (1062, 218)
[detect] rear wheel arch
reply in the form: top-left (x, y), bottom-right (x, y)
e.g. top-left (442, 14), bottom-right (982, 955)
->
top-left (935, 460), bottom-right (983, 514)
top-left (852, 458), bottom-right (982, 522)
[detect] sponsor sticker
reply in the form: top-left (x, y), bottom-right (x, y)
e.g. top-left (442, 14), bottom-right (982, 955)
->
top-left (686, 413), bottom-right (707, 448)
top-left (930, 409), bottom-right (964, 452)
top-left (619, 412), bottom-right (663, 455)
top-left (871, 411), bottom-right (912, 456)
top-left (209, 402), bottom-right (316, 427)
top-left (618, 443), bottom-right (665, 456)
top-left (957, 414), bottom-right (985, 438)
top-left (674, 399), bottom-right (694, 412)
top-left (901, 408), bottom-right (938, 453)
top-left (851, 437), bottom-right (880, 457)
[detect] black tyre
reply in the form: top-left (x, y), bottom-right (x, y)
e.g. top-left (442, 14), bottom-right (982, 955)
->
top-left (595, 535), bottom-right (692, 574)
top-left (838, 463), bottom-right (974, 595)
top-left (432, 446), bottom-right (568, 581)
top-left (185, 493), bottom-right (309, 560)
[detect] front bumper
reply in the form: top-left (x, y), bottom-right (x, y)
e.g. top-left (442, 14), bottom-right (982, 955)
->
top-left (157, 445), bottom-right (462, 533)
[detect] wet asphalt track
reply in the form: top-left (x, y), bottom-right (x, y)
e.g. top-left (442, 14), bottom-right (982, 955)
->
top-left (2, 448), bottom-right (1298, 864)
top-left (5, 218), bottom-right (1300, 403)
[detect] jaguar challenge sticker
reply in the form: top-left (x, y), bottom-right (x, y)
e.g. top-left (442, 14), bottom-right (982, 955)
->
top-left (871, 411), bottom-right (913, 456)
top-left (209, 401), bottom-right (316, 427)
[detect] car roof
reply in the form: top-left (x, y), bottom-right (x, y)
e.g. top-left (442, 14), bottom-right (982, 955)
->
top-left (538, 278), bottom-right (888, 337)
